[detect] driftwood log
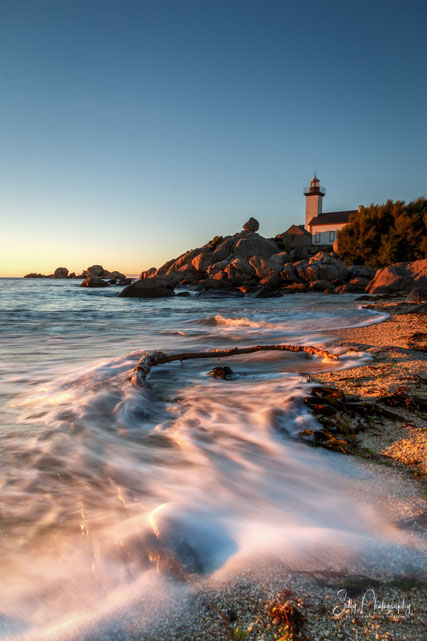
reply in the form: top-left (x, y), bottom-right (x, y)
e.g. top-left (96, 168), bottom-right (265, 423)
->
top-left (130, 344), bottom-right (339, 387)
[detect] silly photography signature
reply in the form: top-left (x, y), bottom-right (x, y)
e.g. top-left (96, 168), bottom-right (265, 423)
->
top-left (333, 589), bottom-right (412, 619)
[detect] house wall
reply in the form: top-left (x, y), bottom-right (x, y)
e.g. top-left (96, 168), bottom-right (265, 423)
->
top-left (310, 222), bottom-right (348, 245)
top-left (280, 233), bottom-right (311, 247)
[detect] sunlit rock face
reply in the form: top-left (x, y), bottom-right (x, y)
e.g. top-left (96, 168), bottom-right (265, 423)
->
top-left (119, 219), bottom-right (418, 298)
top-left (367, 258), bottom-right (427, 294)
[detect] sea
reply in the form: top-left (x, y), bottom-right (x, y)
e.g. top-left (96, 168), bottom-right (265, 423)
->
top-left (0, 278), bottom-right (424, 640)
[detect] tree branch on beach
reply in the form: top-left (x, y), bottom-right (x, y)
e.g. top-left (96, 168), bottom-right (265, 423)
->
top-left (130, 344), bottom-right (339, 387)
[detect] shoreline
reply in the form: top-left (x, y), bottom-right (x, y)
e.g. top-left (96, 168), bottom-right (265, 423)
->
top-left (312, 298), bottom-right (427, 478)
top-left (109, 299), bottom-right (426, 641)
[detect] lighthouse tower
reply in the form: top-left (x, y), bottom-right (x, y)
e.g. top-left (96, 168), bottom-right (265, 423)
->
top-left (304, 174), bottom-right (326, 231)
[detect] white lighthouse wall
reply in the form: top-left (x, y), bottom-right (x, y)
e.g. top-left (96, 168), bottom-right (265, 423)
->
top-left (305, 195), bottom-right (323, 230)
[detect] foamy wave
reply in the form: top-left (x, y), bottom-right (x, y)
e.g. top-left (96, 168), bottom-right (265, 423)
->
top-left (196, 314), bottom-right (281, 329)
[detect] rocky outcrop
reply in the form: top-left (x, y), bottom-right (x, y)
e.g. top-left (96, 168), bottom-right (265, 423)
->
top-left (118, 277), bottom-right (175, 298)
top-left (296, 253), bottom-right (348, 283)
top-left (367, 259), bottom-right (427, 294)
top-left (118, 219), bottom-right (423, 299)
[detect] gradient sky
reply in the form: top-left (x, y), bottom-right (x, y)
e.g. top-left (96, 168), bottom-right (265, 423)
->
top-left (1, 0), bottom-right (426, 276)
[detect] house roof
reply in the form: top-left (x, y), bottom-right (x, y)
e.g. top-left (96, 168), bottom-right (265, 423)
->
top-left (283, 224), bottom-right (311, 236)
top-left (310, 210), bottom-right (357, 227)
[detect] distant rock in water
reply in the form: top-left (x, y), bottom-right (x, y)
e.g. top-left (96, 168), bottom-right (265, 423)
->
top-left (80, 276), bottom-right (110, 288)
top-left (118, 277), bottom-right (175, 298)
top-left (24, 273), bottom-right (49, 278)
top-left (242, 217), bottom-right (259, 232)
top-left (53, 267), bottom-right (69, 279)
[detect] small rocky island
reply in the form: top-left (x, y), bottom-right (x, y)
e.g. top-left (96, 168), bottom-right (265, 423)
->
top-left (24, 265), bottom-right (132, 286)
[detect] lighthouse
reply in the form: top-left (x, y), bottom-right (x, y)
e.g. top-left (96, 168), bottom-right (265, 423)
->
top-left (304, 174), bottom-right (325, 231)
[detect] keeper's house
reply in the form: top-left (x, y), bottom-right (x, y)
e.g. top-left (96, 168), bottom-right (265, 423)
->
top-left (304, 174), bottom-right (362, 246)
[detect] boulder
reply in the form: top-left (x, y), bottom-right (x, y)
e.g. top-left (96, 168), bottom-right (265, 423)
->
top-left (367, 259), bottom-right (427, 295)
top-left (53, 267), bottom-right (69, 279)
top-left (79, 276), bottom-right (109, 288)
top-left (211, 235), bottom-right (235, 262)
top-left (298, 256), bottom-right (348, 282)
top-left (347, 265), bottom-right (376, 280)
top-left (206, 260), bottom-right (230, 277)
top-left (233, 233), bottom-right (278, 259)
top-left (110, 271), bottom-right (126, 281)
top-left (224, 258), bottom-right (256, 285)
top-left (140, 267), bottom-right (157, 279)
top-left (168, 248), bottom-right (203, 273)
top-left (269, 251), bottom-right (291, 265)
top-left (156, 257), bottom-right (178, 276)
top-left (118, 277), bottom-right (175, 298)
top-left (195, 288), bottom-right (244, 299)
top-left (250, 287), bottom-right (282, 298)
top-left (242, 217), bottom-right (259, 232)
top-left (249, 256), bottom-right (281, 280)
top-left (191, 250), bottom-right (215, 274)
top-left (281, 265), bottom-right (300, 283)
top-left (308, 280), bottom-right (335, 292)
top-left (406, 287), bottom-right (427, 303)
top-left (349, 277), bottom-right (370, 288)
top-left (334, 284), bottom-right (365, 294)
top-left (87, 265), bottom-right (105, 277)
top-left (193, 279), bottom-right (235, 290)
top-left (289, 247), bottom-right (311, 261)
top-left (176, 263), bottom-right (202, 284)
top-left (258, 275), bottom-right (283, 290)
top-left (310, 251), bottom-right (341, 264)
top-left (238, 284), bottom-right (257, 294)
top-left (282, 282), bottom-right (307, 292)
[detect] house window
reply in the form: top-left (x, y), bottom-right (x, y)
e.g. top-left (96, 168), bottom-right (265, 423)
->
top-left (315, 232), bottom-right (321, 243)
top-left (329, 231), bottom-right (335, 242)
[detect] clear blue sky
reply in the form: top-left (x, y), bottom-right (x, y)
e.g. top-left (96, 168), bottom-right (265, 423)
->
top-left (1, 0), bottom-right (426, 275)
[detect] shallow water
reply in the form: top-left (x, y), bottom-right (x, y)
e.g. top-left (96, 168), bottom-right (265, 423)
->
top-left (0, 279), bottom-right (422, 640)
